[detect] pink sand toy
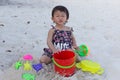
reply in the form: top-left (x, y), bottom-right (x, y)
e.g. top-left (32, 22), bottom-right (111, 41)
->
top-left (23, 54), bottom-right (33, 61)
top-left (23, 54), bottom-right (33, 71)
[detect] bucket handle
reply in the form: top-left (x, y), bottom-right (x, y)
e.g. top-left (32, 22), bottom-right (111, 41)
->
top-left (52, 58), bottom-right (75, 69)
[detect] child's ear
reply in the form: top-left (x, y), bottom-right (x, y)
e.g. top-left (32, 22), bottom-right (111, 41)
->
top-left (51, 17), bottom-right (54, 21)
top-left (51, 17), bottom-right (55, 23)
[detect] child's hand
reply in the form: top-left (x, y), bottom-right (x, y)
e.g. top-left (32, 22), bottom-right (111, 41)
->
top-left (53, 49), bottom-right (61, 53)
top-left (73, 46), bottom-right (79, 50)
top-left (66, 48), bottom-right (74, 52)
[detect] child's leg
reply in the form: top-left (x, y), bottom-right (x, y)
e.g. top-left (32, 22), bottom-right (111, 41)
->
top-left (75, 53), bottom-right (81, 62)
top-left (40, 55), bottom-right (51, 64)
top-left (40, 48), bottom-right (53, 64)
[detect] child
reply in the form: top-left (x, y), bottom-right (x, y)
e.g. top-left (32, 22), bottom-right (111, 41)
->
top-left (40, 5), bottom-right (79, 64)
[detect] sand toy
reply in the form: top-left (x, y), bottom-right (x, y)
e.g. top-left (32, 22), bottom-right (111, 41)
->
top-left (75, 44), bottom-right (90, 57)
top-left (14, 61), bottom-right (22, 70)
top-left (76, 60), bottom-right (104, 75)
top-left (22, 73), bottom-right (35, 80)
top-left (52, 50), bottom-right (76, 77)
top-left (23, 54), bottom-right (33, 61)
top-left (32, 63), bottom-right (43, 72)
top-left (24, 61), bottom-right (32, 71)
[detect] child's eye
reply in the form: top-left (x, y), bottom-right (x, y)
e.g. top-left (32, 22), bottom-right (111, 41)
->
top-left (61, 15), bottom-right (66, 17)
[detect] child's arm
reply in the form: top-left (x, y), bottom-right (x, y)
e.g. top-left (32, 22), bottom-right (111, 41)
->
top-left (71, 32), bottom-right (79, 50)
top-left (47, 29), bottom-right (58, 53)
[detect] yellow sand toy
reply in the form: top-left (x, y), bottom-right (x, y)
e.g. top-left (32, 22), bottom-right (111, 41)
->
top-left (24, 61), bottom-right (32, 71)
top-left (76, 60), bottom-right (104, 75)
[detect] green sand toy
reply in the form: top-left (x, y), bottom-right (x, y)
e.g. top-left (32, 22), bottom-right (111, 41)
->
top-left (22, 73), bottom-right (35, 80)
top-left (14, 61), bottom-right (22, 70)
top-left (75, 44), bottom-right (90, 57)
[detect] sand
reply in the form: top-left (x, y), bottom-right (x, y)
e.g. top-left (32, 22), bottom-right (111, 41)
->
top-left (0, 0), bottom-right (120, 80)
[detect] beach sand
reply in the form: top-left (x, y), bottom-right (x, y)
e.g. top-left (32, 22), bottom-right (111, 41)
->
top-left (0, 0), bottom-right (120, 80)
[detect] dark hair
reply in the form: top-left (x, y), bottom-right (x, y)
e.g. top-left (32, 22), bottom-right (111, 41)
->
top-left (52, 5), bottom-right (69, 19)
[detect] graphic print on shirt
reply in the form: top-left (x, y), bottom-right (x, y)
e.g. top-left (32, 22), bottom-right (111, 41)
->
top-left (54, 42), bottom-right (70, 50)
top-left (52, 29), bottom-right (73, 50)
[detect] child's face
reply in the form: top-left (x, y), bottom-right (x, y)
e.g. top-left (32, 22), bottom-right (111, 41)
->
top-left (52, 10), bottom-right (67, 25)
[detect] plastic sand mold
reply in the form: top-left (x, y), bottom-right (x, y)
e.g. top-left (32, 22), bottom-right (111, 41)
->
top-left (14, 61), bottom-right (22, 70)
top-left (32, 63), bottom-right (43, 72)
top-left (76, 60), bottom-right (104, 75)
top-left (22, 73), bottom-right (35, 80)
top-left (75, 44), bottom-right (90, 57)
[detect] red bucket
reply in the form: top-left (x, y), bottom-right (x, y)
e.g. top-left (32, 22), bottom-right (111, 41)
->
top-left (52, 50), bottom-right (76, 77)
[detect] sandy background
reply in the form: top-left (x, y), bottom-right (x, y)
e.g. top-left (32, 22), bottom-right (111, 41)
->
top-left (0, 0), bottom-right (120, 80)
